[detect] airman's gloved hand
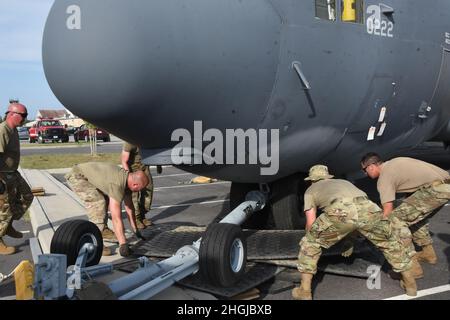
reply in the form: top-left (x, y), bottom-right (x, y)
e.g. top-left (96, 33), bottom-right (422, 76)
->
top-left (119, 244), bottom-right (131, 257)
top-left (341, 240), bottom-right (354, 258)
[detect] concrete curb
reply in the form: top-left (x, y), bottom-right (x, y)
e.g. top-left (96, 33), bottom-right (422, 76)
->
top-left (20, 168), bottom-right (88, 253)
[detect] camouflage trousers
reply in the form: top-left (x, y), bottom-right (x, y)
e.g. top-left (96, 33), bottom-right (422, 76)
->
top-left (65, 169), bottom-right (108, 229)
top-left (130, 165), bottom-right (153, 221)
top-left (0, 171), bottom-right (34, 237)
top-left (391, 182), bottom-right (450, 249)
top-left (298, 197), bottom-right (413, 274)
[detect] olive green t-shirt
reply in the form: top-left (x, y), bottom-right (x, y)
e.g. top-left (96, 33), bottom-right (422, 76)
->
top-left (0, 122), bottom-right (20, 171)
top-left (377, 157), bottom-right (450, 204)
top-left (76, 162), bottom-right (129, 202)
top-left (123, 142), bottom-right (144, 171)
top-left (304, 179), bottom-right (367, 211)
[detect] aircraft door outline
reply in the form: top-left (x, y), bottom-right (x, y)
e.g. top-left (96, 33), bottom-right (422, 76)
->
top-left (428, 48), bottom-right (450, 129)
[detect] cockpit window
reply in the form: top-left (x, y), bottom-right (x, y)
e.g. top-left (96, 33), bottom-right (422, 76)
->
top-left (315, 0), bottom-right (336, 21)
top-left (341, 0), bottom-right (364, 24)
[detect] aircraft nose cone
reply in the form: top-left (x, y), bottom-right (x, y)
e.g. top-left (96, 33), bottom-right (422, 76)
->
top-left (43, 0), bottom-right (282, 145)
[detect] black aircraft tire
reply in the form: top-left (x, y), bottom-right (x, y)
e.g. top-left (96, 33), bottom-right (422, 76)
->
top-left (50, 220), bottom-right (103, 267)
top-left (270, 174), bottom-right (307, 230)
top-left (199, 223), bottom-right (247, 287)
top-left (229, 182), bottom-right (273, 229)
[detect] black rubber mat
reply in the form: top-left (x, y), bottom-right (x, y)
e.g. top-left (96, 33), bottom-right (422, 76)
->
top-left (257, 279), bottom-right (295, 295)
top-left (255, 246), bottom-right (385, 279)
top-left (179, 263), bottom-right (283, 298)
top-left (139, 223), bottom-right (193, 241)
top-left (117, 262), bottom-right (283, 299)
top-left (133, 224), bottom-right (374, 260)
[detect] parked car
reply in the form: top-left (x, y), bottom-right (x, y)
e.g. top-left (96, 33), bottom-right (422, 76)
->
top-left (74, 124), bottom-right (111, 142)
top-left (64, 125), bottom-right (76, 135)
top-left (28, 119), bottom-right (69, 143)
top-left (18, 127), bottom-right (30, 140)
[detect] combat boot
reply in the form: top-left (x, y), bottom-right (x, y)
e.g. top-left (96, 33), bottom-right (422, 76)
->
top-left (0, 238), bottom-right (16, 255)
top-left (291, 273), bottom-right (313, 300)
top-left (6, 224), bottom-right (23, 239)
top-left (102, 246), bottom-right (112, 256)
top-left (136, 220), bottom-right (146, 230)
top-left (101, 227), bottom-right (118, 242)
top-left (410, 256), bottom-right (424, 279)
top-left (400, 269), bottom-right (417, 296)
top-left (416, 244), bottom-right (438, 265)
top-left (136, 217), bottom-right (152, 230)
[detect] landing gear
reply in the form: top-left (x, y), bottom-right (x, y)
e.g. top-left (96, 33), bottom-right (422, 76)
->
top-left (270, 173), bottom-right (307, 230)
top-left (229, 173), bottom-right (307, 230)
top-left (199, 223), bottom-right (246, 287)
top-left (230, 183), bottom-right (273, 229)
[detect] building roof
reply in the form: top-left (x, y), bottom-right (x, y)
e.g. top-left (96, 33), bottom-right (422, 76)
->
top-left (37, 109), bottom-right (70, 119)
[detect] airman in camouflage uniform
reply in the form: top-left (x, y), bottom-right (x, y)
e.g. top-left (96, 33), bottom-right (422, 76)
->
top-left (65, 162), bottom-right (149, 257)
top-left (361, 153), bottom-right (450, 267)
top-left (0, 103), bottom-right (34, 255)
top-left (292, 165), bottom-right (417, 300)
top-left (121, 142), bottom-right (154, 229)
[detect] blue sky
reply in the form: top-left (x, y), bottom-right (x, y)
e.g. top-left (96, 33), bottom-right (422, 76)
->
top-left (0, 0), bottom-right (63, 118)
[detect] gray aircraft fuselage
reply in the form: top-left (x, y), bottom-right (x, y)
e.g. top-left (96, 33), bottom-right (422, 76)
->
top-left (43, 0), bottom-right (450, 183)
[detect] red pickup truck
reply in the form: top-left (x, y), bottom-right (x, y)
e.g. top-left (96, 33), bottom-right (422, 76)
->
top-left (29, 119), bottom-right (69, 143)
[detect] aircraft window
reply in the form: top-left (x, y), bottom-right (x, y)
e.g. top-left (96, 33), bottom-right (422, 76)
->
top-left (315, 0), bottom-right (336, 21)
top-left (341, 0), bottom-right (364, 24)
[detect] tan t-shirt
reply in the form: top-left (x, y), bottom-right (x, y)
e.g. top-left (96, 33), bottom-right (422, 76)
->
top-left (123, 142), bottom-right (144, 171)
top-left (76, 162), bottom-right (129, 202)
top-left (0, 122), bottom-right (20, 171)
top-left (377, 157), bottom-right (450, 204)
top-left (304, 179), bottom-right (367, 211)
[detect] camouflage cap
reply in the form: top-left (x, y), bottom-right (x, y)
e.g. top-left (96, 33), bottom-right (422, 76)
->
top-left (304, 165), bottom-right (334, 181)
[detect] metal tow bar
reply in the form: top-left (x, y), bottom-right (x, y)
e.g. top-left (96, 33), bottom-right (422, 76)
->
top-left (33, 190), bottom-right (266, 300)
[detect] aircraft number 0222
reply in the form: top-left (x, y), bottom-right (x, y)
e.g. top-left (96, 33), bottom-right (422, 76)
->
top-left (366, 5), bottom-right (393, 38)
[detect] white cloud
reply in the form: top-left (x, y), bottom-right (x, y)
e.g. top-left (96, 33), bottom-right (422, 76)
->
top-left (0, 0), bottom-right (54, 62)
